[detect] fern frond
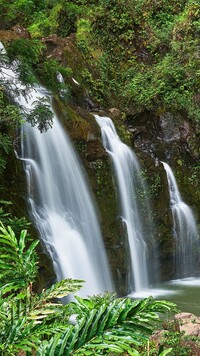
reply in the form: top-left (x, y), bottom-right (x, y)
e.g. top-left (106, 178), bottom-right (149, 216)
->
top-left (0, 223), bottom-right (176, 355)
top-left (0, 222), bottom-right (39, 289)
top-left (36, 295), bottom-right (176, 355)
top-left (41, 279), bottom-right (84, 300)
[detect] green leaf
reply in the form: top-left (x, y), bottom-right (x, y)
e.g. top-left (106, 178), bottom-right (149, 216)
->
top-left (57, 326), bottom-right (74, 356)
top-left (0, 237), bottom-right (17, 249)
top-left (87, 303), bottom-right (107, 339)
top-left (44, 279), bottom-right (84, 300)
top-left (45, 334), bottom-right (61, 356)
top-left (18, 230), bottom-right (27, 255)
top-left (0, 200), bottom-right (13, 205)
top-left (159, 348), bottom-right (173, 355)
top-left (76, 309), bottom-right (97, 348)
top-left (24, 239), bottom-right (39, 262)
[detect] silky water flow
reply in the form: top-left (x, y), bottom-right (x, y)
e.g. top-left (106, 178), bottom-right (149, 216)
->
top-left (95, 115), bottom-right (154, 293)
top-left (162, 162), bottom-right (199, 279)
top-left (0, 43), bottom-right (113, 297)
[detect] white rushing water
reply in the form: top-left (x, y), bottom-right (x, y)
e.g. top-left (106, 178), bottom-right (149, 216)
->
top-left (0, 43), bottom-right (113, 297)
top-left (95, 115), bottom-right (152, 293)
top-left (162, 162), bottom-right (199, 278)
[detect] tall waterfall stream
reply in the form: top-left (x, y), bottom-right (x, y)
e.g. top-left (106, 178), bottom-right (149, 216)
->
top-left (0, 43), bottom-right (113, 297)
top-left (95, 115), bottom-right (153, 293)
top-left (21, 111), bottom-right (114, 297)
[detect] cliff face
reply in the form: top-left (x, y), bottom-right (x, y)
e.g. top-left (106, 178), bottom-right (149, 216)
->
top-left (46, 32), bottom-right (200, 283)
top-left (0, 24), bottom-right (199, 291)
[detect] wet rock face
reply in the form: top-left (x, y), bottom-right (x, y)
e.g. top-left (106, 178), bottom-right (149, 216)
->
top-left (108, 108), bottom-right (121, 120)
top-left (12, 25), bottom-right (31, 39)
top-left (158, 112), bottom-right (181, 142)
top-left (42, 35), bottom-right (66, 62)
top-left (0, 27), bottom-right (30, 41)
top-left (42, 34), bottom-right (98, 110)
top-left (126, 110), bottom-right (200, 192)
top-left (180, 120), bottom-right (191, 142)
top-left (86, 140), bottom-right (106, 162)
top-left (126, 110), bottom-right (198, 161)
top-left (124, 109), bottom-right (200, 281)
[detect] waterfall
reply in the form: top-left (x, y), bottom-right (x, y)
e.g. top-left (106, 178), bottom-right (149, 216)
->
top-left (162, 162), bottom-right (199, 278)
top-left (95, 115), bottom-right (152, 293)
top-left (0, 43), bottom-right (113, 297)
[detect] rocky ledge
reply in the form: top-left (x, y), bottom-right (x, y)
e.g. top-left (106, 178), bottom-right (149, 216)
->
top-left (174, 312), bottom-right (200, 337)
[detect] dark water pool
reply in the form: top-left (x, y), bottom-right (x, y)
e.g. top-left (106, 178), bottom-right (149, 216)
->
top-left (129, 278), bottom-right (200, 316)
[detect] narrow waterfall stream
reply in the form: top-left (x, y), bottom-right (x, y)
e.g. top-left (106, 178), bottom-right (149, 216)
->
top-left (0, 44), bottom-right (113, 297)
top-left (162, 162), bottom-right (199, 278)
top-left (95, 115), bottom-right (152, 293)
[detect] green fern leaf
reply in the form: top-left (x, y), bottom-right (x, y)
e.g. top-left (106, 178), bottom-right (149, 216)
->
top-left (0, 237), bottom-right (17, 248)
top-left (18, 230), bottom-right (27, 255)
top-left (87, 303), bottom-right (108, 339)
top-left (42, 279), bottom-right (84, 300)
top-left (24, 239), bottom-right (39, 262)
top-left (76, 309), bottom-right (97, 348)
top-left (46, 333), bottom-right (62, 356)
top-left (66, 318), bottom-right (85, 355)
top-left (57, 326), bottom-right (74, 356)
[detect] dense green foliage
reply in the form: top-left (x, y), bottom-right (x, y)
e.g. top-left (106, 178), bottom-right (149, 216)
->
top-left (0, 89), bottom-right (22, 175)
top-left (0, 222), bottom-right (176, 355)
top-left (1, 0), bottom-right (199, 123)
top-left (87, 0), bottom-right (199, 121)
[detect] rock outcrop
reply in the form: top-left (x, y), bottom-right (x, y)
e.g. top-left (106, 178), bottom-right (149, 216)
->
top-left (151, 313), bottom-right (200, 355)
top-left (175, 313), bottom-right (200, 337)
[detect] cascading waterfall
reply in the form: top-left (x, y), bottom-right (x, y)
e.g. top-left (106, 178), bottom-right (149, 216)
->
top-left (162, 162), bottom-right (199, 278)
top-left (95, 115), bottom-right (153, 293)
top-left (0, 43), bottom-right (113, 297)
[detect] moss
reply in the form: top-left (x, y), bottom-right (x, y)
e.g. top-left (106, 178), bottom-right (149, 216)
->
top-left (87, 157), bottom-right (127, 294)
top-left (176, 163), bottom-right (200, 217)
top-left (117, 124), bottom-right (132, 146)
top-left (62, 34), bottom-right (94, 85)
top-left (52, 96), bottom-right (94, 141)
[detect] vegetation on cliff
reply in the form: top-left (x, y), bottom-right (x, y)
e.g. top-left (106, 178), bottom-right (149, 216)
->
top-left (0, 0), bottom-right (199, 120)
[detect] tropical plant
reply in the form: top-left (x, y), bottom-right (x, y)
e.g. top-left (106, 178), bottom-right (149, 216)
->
top-left (38, 294), bottom-right (176, 355)
top-left (0, 223), bottom-right (39, 292)
top-left (0, 222), bottom-right (176, 355)
top-left (0, 201), bottom-right (31, 233)
top-left (0, 222), bottom-right (84, 355)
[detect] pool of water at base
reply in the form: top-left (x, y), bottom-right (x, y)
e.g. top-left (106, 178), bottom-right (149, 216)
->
top-left (129, 278), bottom-right (200, 316)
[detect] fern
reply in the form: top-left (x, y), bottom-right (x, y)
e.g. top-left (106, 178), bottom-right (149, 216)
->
top-left (0, 223), bottom-right (176, 355)
top-left (42, 279), bottom-right (84, 300)
top-left (0, 275), bottom-right (83, 354)
top-left (37, 295), bottom-right (176, 355)
top-left (0, 223), bottom-right (84, 355)
top-left (0, 223), bottom-right (39, 292)
top-left (0, 279), bottom-right (84, 355)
